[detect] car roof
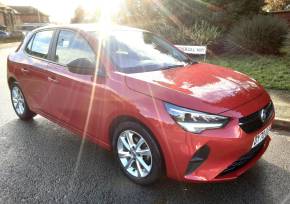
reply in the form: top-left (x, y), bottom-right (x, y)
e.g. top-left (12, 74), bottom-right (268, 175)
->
top-left (34, 23), bottom-right (147, 34)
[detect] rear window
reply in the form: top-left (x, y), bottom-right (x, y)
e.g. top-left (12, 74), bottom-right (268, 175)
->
top-left (26, 30), bottom-right (54, 59)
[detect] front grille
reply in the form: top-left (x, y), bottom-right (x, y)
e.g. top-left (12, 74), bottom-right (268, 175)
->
top-left (219, 138), bottom-right (267, 176)
top-left (239, 102), bottom-right (274, 133)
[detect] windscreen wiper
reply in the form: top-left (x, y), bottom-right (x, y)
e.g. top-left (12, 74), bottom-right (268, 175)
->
top-left (162, 64), bottom-right (185, 70)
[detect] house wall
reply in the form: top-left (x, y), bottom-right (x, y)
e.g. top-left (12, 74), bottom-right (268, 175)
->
top-left (271, 11), bottom-right (290, 25)
top-left (14, 15), bottom-right (21, 25)
top-left (0, 12), bottom-right (15, 31)
top-left (18, 14), bottom-right (49, 23)
top-left (0, 6), bottom-right (19, 31)
top-left (0, 13), bottom-right (5, 26)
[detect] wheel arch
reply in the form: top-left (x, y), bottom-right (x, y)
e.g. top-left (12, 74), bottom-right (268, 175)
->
top-left (8, 77), bottom-right (17, 89)
top-left (108, 115), bottom-right (166, 174)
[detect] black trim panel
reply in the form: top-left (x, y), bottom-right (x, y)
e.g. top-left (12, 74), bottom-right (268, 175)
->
top-left (219, 137), bottom-right (267, 176)
top-left (185, 145), bottom-right (210, 175)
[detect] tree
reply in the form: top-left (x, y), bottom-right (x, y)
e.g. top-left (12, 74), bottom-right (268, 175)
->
top-left (119, 0), bottom-right (265, 30)
top-left (71, 6), bottom-right (85, 23)
top-left (119, 0), bottom-right (162, 26)
top-left (117, 0), bottom-right (267, 46)
top-left (162, 0), bottom-right (209, 26)
top-left (88, 8), bottom-right (101, 23)
top-left (203, 0), bottom-right (265, 28)
top-left (118, 0), bottom-right (208, 28)
top-left (264, 0), bottom-right (290, 11)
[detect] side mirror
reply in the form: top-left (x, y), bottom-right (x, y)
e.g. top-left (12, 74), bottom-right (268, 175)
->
top-left (67, 58), bottom-right (95, 75)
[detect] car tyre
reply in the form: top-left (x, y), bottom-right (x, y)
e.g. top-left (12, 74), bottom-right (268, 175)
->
top-left (113, 121), bottom-right (163, 185)
top-left (10, 82), bottom-right (36, 120)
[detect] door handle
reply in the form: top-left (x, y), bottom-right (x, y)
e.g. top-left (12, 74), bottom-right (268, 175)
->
top-left (48, 76), bottom-right (58, 83)
top-left (21, 68), bottom-right (29, 73)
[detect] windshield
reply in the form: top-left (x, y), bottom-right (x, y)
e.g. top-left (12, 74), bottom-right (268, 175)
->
top-left (102, 30), bottom-right (194, 73)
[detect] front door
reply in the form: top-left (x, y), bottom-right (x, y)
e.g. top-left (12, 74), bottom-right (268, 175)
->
top-left (47, 30), bottom-right (105, 136)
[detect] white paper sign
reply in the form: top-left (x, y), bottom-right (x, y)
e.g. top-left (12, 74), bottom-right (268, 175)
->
top-left (175, 45), bottom-right (207, 55)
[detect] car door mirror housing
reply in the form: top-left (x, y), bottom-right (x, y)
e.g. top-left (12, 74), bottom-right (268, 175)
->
top-left (67, 58), bottom-right (95, 75)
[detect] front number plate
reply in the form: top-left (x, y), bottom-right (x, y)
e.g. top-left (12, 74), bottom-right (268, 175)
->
top-left (252, 126), bottom-right (271, 148)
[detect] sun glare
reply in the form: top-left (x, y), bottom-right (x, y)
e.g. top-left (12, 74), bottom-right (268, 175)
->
top-left (80, 0), bottom-right (124, 22)
top-left (68, 0), bottom-right (124, 185)
top-left (7, 0), bottom-right (124, 23)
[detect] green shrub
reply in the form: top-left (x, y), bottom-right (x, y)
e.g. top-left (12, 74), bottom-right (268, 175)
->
top-left (144, 20), bottom-right (221, 47)
top-left (226, 15), bottom-right (289, 54)
top-left (144, 21), bottom-right (182, 43)
top-left (188, 20), bottom-right (222, 46)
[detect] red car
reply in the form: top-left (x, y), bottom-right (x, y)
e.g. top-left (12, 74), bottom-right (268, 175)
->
top-left (7, 24), bottom-right (274, 185)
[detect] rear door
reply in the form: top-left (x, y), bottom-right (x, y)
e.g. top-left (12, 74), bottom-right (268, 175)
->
top-left (19, 29), bottom-right (55, 113)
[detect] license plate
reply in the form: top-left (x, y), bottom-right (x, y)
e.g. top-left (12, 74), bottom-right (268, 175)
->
top-left (252, 126), bottom-right (271, 148)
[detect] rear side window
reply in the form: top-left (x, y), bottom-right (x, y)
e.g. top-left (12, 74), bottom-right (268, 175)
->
top-left (55, 30), bottom-right (95, 65)
top-left (26, 30), bottom-right (54, 59)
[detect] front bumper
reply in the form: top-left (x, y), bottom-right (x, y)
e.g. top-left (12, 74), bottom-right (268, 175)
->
top-left (157, 102), bottom-right (274, 183)
top-left (184, 136), bottom-right (270, 182)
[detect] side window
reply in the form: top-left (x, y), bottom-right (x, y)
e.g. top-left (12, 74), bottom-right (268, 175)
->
top-left (26, 30), bottom-right (54, 59)
top-left (55, 30), bottom-right (96, 65)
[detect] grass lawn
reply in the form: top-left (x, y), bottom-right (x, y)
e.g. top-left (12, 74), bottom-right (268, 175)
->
top-left (206, 54), bottom-right (290, 91)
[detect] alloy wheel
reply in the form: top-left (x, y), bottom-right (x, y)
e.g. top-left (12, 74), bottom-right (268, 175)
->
top-left (11, 86), bottom-right (25, 115)
top-left (117, 130), bottom-right (152, 178)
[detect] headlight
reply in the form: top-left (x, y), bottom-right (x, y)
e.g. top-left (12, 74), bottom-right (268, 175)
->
top-left (165, 103), bottom-right (229, 134)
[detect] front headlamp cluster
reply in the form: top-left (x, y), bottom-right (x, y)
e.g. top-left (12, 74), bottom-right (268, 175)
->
top-left (165, 103), bottom-right (229, 134)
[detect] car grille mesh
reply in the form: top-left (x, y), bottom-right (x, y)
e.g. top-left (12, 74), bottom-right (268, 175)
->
top-left (239, 102), bottom-right (274, 133)
top-left (219, 138), bottom-right (267, 176)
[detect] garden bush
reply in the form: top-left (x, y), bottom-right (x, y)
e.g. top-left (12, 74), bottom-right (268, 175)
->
top-left (188, 20), bottom-right (221, 46)
top-left (226, 15), bottom-right (289, 54)
top-left (140, 21), bottom-right (191, 44)
top-left (144, 20), bottom-right (221, 47)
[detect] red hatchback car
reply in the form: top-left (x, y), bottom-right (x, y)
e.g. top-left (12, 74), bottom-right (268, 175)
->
top-left (7, 24), bottom-right (274, 185)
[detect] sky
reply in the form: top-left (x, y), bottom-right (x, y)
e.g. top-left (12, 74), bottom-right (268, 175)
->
top-left (4, 0), bottom-right (123, 23)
